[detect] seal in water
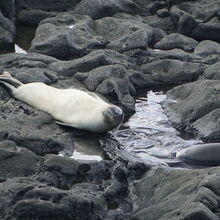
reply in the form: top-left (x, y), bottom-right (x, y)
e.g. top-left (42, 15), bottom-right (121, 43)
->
top-left (176, 143), bottom-right (220, 165)
top-left (0, 71), bottom-right (124, 133)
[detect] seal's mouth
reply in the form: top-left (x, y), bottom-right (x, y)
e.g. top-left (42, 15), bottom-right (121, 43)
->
top-left (103, 106), bottom-right (124, 125)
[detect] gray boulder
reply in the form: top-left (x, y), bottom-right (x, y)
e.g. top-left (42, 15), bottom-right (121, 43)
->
top-left (94, 16), bottom-right (166, 52)
top-left (194, 40), bottom-right (220, 57)
top-left (0, 98), bottom-right (74, 155)
top-left (0, 11), bottom-right (15, 51)
top-left (0, 141), bottom-right (38, 180)
top-left (190, 109), bottom-right (220, 142)
top-left (17, 9), bottom-right (58, 26)
top-left (49, 49), bottom-right (137, 77)
top-left (0, 178), bottom-right (107, 220)
top-left (174, 0), bottom-right (220, 21)
top-left (74, 64), bottom-right (135, 114)
top-left (131, 167), bottom-right (220, 220)
top-left (203, 62), bottom-right (220, 80)
top-left (142, 14), bottom-right (176, 34)
top-left (73, 0), bottom-right (146, 19)
top-left (178, 12), bottom-right (220, 42)
top-left (154, 33), bottom-right (199, 52)
top-left (162, 80), bottom-right (220, 133)
top-left (0, 0), bottom-right (15, 19)
top-left (0, 53), bottom-right (58, 84)
top-left (140, 59), bottom-right (206, 85)
top-left (29, 13), bottom-right (107, 59)
top-left (16, 0), bottom-right (81, 13)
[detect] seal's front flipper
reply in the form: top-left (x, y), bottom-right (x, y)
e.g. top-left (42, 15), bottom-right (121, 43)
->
top-left (55, 120), bottom-right (81, 129)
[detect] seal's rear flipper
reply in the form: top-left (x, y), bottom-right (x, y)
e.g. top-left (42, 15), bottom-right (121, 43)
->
top-left (0, 71), bottom-right (12, 78)
top-left (0, 71), bottom-right (23, 88)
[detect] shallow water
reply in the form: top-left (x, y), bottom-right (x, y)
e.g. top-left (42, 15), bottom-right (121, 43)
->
top-left (60, 89), bottom-right (203, 168)
top-left (114, 90), bottom-right (203, 168)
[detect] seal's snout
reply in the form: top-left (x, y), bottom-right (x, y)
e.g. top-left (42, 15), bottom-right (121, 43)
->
top-left (111, 106), bottom-right (123, 118)
top-left (103, 105), bottom-right (124, 125)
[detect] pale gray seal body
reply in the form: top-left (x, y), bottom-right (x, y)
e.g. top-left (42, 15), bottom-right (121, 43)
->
top-left (176, 143), bottom-right (220, 165)
top-left (0, 72), bottom-right (123, 133)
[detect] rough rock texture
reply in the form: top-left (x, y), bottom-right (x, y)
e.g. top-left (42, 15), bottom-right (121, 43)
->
top-left (154, 33), bottom-right (199, 52)
top-left (17, 9), bottom-right (58, 26)
top-left (140, 59), bottom-right (206, 85)
top-left (16, 0), bottom-right (81, 13)
top-left (73, 0), bottom-right (147, 19)
top-left (162, 80), bottom-right (220, 136)
top-left (74, 64), bottom-right (135, 114)
top-left (203, 62), bottom-right (220, 80)
top-left (131, 167), bottom-right (220, 220)
top-left (49, 49), bottom-right (137, 77)
top-left (94, 16), bottom-right (166, 52)
top-left (29, 13), bottom-right (108, 59)
top-left (190, 109), bottom-right (220, 142)
top-left (0, 0), bottom-right (15, 19)
top-left (0, 10), bottom-right (15, 51)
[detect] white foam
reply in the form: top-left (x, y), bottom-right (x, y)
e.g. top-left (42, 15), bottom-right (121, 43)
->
top-left (15, 44), bottom-right (27, 54)
top-left (68, 25), bottom-right (75, 29)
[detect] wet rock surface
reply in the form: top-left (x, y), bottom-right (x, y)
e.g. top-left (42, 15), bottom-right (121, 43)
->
top-left (1, 0), bottom-right (220, 219)
top-left (131, 167), bottom-right (220, 220)
top-left (0, 10), bottom-right (15, 51)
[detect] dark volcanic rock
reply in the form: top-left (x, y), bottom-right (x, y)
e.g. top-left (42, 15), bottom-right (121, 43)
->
top-left (203, 62), bottom-right (220, 80)
top-left (178, 12), bottom-right (220, 42)
top-left (125, 48), bottom-right (201, 65)
top-left (0, 53), bottom-right (58, 83)
top-left (74, 64), bottom-right (135, 114)
top-left (0, 53), bottom-right (58, 69)
top-left (194, 40), bottom-right (220, 57)
top-left (0, 178), bottom-right (107, 220)
top-left (162, 80), bottom-right (220, 137)
top-left (175, 0), bottom-right (220, 21)
top-left (0, 141), bottom-right (38, 179)
top-left (131, 167), bottom-right (220, 220)
top-left (94, 16), bottom-right (166, 52)
top-left (154, 33), bottom-right (199, 52)
top-left (16, 0), bottom-right (81, 13)
top-left (8, 67), bottom-right (58, 84)
top-left (140, 59), bottom-right (206, 85)
top-left (17, 9), bottom-right (58, 26)
top-left (29, 13), bottom-right (108, 59)
top-left (49, 49), bottom-right (137, 77)
top-left (0, 99), bottom-right (74, 155)
top-left (0, 11), bottom-right (15, 51)
top-left (142, 14), bottom-right (175, 34)
top-left (0, 0), bottom-right (15, 19)
top-left (73, 0), bottom-right (147, 20)
top-left (190, 109), bottom-right (220, 142)
top-left (41, 154), bottom-right (113, 188)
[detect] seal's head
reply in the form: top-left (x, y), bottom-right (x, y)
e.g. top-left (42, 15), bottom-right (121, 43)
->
top-left (102, 105), bottom-right (124, 129)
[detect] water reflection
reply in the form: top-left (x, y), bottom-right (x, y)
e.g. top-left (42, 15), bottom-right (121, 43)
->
top-left (60, 133), bottom-right (110, 161)
top-left (59, 90), bottom-right (202, 168)
top-left (114, 90), bottom-right (202, 168)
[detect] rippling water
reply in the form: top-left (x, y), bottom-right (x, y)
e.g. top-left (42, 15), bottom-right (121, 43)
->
top-left (114, 90), bottom-right (202, 168)
top-left (63, 90), bottom-right (203, 168)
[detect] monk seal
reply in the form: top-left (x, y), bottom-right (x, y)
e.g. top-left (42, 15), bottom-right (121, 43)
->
top-left (176, 143), bottom-right (220, 165)
top-left (0, 71), bottom-right (124, 133)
